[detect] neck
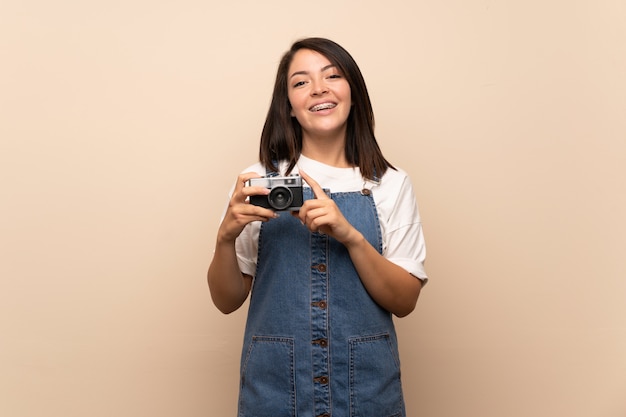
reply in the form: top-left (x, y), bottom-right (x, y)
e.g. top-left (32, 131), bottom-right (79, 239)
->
top-left (301, 133), bottom-right (351, 168)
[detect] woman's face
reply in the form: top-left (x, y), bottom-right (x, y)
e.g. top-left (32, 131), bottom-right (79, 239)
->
top-left (287, 49), bottom-right (352, 142)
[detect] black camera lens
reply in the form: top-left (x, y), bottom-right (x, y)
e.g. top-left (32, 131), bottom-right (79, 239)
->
top-left (268, 186), bottom-right (293, 210)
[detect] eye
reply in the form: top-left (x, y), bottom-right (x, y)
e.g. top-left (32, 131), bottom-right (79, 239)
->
top-left (327, 74), bottom-right (342, 80)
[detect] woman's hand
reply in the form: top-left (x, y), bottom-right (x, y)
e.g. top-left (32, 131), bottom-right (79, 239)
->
top-left (295, 170), bottom-right (361, 246)
top-left (209, 172), bottom-right (278, 314)
top-left (217, 172), bottom-right (278, 243)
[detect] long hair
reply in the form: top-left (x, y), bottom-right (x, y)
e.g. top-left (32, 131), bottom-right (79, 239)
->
top-left (259, 37), bottom-right (394, 180)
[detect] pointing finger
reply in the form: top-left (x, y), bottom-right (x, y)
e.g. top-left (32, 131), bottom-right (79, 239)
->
top-left (299, 170), bottom-right (329, 200)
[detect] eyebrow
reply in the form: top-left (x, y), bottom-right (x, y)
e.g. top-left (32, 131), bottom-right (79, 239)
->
top-left (289, 64), bottom-right (337, 79)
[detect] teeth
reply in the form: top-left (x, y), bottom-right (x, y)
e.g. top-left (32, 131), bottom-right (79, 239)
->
top-left (310, 103), bottom-right (336, 112)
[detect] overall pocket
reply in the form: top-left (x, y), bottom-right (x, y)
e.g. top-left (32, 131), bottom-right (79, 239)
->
top-left (238, 336), bottom-right (296, 417)
top-left (349, 333), bottom-right (404, 417)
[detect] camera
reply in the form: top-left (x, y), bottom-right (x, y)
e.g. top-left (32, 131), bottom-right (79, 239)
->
top-left (248, 175), bottom-right (304, 211)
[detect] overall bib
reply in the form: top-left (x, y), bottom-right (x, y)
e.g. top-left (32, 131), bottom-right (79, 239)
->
top-left (238, 186), bottom-right (405, 417)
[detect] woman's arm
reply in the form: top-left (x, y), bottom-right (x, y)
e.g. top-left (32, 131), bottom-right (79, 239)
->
top-left (208, 238), bottom-right (253, 314)
top-left (207, 172), bottom-right (276, 314)
top-left (342, 231), bottom-right (422, 317)
top-left (296, 171), bottom-right (422, 317)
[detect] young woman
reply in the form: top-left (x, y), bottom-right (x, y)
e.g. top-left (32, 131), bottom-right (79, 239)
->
top-left (208, 37), bottom-right (427, 417)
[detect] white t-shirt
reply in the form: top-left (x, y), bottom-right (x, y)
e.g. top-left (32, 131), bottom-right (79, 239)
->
top-left (231, 155), bottom-right (428, 282)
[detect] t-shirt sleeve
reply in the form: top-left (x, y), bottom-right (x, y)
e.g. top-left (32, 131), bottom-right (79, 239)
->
top-left (218, 163), bottom-right (265, 277)
top-left (382, 175), bottom-right (428, 282)
top-left (235, 221), bottom-right (260, 277)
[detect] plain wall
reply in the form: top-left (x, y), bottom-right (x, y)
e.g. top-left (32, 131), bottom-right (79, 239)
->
top-left (1, 1), bottom-right (625, 416)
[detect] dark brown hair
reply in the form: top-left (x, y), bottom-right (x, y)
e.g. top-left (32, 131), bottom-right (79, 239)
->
top-left (259, 37), bottom-right (394, 180)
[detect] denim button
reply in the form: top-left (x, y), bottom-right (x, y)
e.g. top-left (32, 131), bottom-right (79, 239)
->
top-left (311, 300), bottom-right (327, 309)
top-left (315, 376), bottom-right (329, 384)
top-left (311, 263), bottom-right (327, 272)
top-left (312, 338), bottom-right (328, 347)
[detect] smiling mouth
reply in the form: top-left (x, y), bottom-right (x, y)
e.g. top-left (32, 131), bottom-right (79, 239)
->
top-left (309, 103), bottom-right (337, 112)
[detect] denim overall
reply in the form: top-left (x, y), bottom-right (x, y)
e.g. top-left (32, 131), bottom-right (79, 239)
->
top-left (238, 185), bottom-right (406, 417)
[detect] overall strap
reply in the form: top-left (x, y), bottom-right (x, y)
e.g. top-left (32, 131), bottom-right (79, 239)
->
top-left (266, 161), bottom-right (280, 177)
top-left (361, 167), bottom-right (381, 195)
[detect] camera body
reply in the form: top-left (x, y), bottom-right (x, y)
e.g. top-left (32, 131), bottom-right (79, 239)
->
top-left (248, 175), bottom-right (304, 211)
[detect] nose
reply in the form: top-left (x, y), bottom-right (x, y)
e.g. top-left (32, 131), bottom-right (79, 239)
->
top-left (310, 79), bottom-right (329, 96)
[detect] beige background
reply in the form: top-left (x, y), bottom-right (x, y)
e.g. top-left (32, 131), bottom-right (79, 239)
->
top-left (1, 0), bottom-right (625, 416)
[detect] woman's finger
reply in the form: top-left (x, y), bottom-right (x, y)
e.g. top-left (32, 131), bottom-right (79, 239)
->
top-left (299, 170), bottom-right (329, 200)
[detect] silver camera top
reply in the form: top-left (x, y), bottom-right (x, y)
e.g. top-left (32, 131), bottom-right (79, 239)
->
top-left (247, 174), bottom-right (302, 188)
